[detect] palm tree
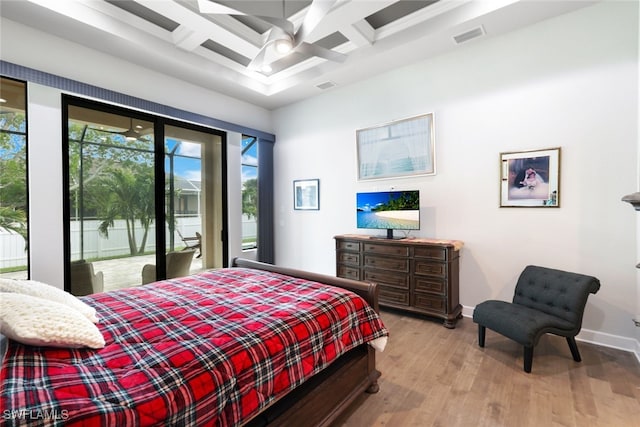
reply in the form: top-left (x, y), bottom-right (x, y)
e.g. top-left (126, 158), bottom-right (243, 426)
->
top-left (97, 166), bottom-right (155, 255)
top-left (0, 207), bottom-right (27, 241)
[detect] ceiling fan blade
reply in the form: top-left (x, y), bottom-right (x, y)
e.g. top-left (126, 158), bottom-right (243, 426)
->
top-left (296, 42), bottom-right (346, 63)
top-left (247, 43), bottom-right (271, 71)
top-left (294, 0), bottom-right (338, 46)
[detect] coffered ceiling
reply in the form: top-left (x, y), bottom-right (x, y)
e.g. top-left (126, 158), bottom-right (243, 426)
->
top-left (0, 0), bottom-right (597, 109)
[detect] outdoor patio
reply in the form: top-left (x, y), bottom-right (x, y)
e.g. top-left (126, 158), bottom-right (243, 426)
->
top-left (0, 253), bottom-right (204, 293)
top-left (95, 253), bottom-right (205, 292)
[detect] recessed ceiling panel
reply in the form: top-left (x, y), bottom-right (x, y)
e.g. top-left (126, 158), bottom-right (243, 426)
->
top-left (106, 0), bottom-right (180, 32)
top-left (365, 0), bottom-right (439, 30)
top-left (201, 39), bottom-right (251, 66)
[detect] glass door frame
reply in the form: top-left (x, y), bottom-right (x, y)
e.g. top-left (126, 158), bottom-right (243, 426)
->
top-left (62, 95), bottom-right (228, 292)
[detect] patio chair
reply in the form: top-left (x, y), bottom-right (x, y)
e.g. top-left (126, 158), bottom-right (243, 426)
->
top-left (141, 250), bottom-right (196, 285)
top-left (177, 230), bottom-right (202, 258)
top-left (70, 260), bottom-right (104, 296)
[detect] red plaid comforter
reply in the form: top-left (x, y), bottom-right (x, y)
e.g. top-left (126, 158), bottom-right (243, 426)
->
top-left (0, 268), bottom-right (388, 426)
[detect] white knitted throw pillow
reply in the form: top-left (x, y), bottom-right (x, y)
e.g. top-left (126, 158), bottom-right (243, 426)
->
top-left (0, 293), bottom-right (105, 349)
top-left (0, 278), bottom-right (98, 323)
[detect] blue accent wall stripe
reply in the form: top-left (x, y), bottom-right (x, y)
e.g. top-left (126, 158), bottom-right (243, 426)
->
top-left (0, 60), bottom-right (275, 142)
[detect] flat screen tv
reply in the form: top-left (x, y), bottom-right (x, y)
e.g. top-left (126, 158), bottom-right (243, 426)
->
top-left (356, 190), bottom-right (420, 239)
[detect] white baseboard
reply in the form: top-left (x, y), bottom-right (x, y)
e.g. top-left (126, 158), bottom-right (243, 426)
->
top-left (462, 305), bottom-right (640, 364)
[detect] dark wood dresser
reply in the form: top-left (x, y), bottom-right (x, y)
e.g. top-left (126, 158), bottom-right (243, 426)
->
top-left (335, 234), bottom-right (463, 328)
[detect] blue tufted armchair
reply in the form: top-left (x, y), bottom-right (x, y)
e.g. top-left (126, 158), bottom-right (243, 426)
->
top-left (473, 265), bottom-right (600, 373)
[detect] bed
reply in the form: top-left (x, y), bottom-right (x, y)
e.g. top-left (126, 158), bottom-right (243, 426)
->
top-left (0, 258), bottom-right (388, 426)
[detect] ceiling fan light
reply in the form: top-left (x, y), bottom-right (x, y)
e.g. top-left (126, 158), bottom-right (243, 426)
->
top-left (274, 38), bottom-right (293, 54)
top-left (261, 64), bottom-right (273, 73)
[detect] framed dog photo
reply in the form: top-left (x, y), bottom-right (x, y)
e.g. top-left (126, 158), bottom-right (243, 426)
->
top-left (500, 147), bottom-right (561, 207)
top-left (293, 179), bottom-right (320, 210)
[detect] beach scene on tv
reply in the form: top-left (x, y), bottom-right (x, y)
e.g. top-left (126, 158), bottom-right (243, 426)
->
top-left (357, 191), bottom-right (420, 230)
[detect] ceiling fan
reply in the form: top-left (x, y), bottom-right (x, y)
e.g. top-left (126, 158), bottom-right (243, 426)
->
top-left (90, 118), bottom-right (146, 141)
top-left (197, 0), bottom-right (347, 72)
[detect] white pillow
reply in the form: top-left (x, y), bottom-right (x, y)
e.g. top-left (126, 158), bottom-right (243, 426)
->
top-left (0, 293), bottom-right (105, 349)
top-left (0, 278), bottom-right (98, 323)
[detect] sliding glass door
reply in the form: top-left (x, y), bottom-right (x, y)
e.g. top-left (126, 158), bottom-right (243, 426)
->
top-left (162, 124), bottom-right (225, 283)
top-left (64, 98), bottom-right (225, 294)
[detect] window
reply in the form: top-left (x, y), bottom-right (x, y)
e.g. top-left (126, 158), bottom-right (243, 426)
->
top-left (241, 135), bottom-right (258, 250)
top-left (0, 77), bottom-right (28, 279)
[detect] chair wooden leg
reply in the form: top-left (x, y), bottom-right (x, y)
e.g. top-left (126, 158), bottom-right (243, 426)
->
top-left (478, 325), bottom-right (485, 347)
top-left (566, 337), bottom-right (581, 362)
top-left (523, 346), bottom-right (533, 373)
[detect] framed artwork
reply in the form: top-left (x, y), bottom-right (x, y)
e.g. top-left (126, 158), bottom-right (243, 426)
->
top-left (356, 113), bottom-right (435, 180)
top-left (500, 147), bottom-right (561, 207)
top-left (293, 179), bottom-right (320, 210)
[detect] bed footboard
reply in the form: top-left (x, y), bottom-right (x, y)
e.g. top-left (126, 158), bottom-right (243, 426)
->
top-left (231, 257), bottom-right (381, 427)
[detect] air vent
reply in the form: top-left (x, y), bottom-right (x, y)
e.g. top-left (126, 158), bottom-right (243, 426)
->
top-left (316, 81), bottom-right (336, 90)
top-left (453, 26), bottom-right (485, 44)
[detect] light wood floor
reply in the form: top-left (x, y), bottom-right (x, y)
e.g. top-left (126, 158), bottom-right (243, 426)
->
top-left (334, 310), bottom-right (640, 427)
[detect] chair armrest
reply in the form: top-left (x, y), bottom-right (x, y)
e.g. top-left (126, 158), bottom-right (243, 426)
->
top-left (141, 264), bottom-right (156, 285)
top-left (94, 271), bottom-right (104, 293)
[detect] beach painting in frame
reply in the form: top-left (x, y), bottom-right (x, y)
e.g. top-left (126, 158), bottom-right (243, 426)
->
top-left (357, 113), bottom-right (435, 180)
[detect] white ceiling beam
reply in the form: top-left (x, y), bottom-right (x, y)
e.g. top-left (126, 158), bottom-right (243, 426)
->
top-left (26, 0), bottom-right (171, 42)
top-left (135, 0), bottom-right (259, 57)
top-left (342, 20), bottom-right (375, 47)
top-left (172, 24), bottom-right (209, 51)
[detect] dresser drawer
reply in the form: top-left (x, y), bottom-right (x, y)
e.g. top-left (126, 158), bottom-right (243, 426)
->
top-left (415, 277), bottom-right (446, 294)
top-left (414, 246), bottom-right (447, 260)
top-left (412, 294), bottom-right (446, 314)
top-left (379, 286), bottom-right (410, 306)
top-left (338, 265), bottom-right (360, 280)
top-left (335, 235), bottom-right (462, 327)
top-left (364, 243), bottom-right (409, 257)
top-left (338, 240), bottom-right (360, 251)
top-left (338, 252), bottom-right (360, 266)
top-left (364, 269), bottom-right (409, 289)
top-left (364, 255), bottom-right (408, 273)
top-left (415, 260), bottom-right (446, 278)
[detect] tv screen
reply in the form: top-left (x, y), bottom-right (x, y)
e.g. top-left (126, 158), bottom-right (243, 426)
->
top-left (356, 190), bottom-right (420, 234)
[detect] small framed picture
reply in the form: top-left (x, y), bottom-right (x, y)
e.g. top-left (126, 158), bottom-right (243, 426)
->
top-left (293, 179), bottom-right (320, 210)
top-left (500, 147), bottom-right (561, 207)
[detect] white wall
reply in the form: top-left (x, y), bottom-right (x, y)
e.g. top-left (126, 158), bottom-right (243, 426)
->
top-left (27, 84), bottom-right (65, 289)
top-left (272, 1), bottom-right (639, 350)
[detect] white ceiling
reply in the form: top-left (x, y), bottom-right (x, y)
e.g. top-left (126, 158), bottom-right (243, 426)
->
top-left (1, 0), bottom-right (598, 110)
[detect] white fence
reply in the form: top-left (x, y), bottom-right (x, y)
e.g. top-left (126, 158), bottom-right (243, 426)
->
top-left (0, 230), bottom-right (27, 269)
top-left (1, 215), bottom-right (258, 269)
top-left (1, 217), bottom-right (201, 269)
top-left (68, 217), bottom-right (202, 260)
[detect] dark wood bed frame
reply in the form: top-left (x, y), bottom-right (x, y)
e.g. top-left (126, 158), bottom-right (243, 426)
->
top-left (232, 257), bottom-right (382, 427)
top-left (0, 259), bottom-right (382, 427)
